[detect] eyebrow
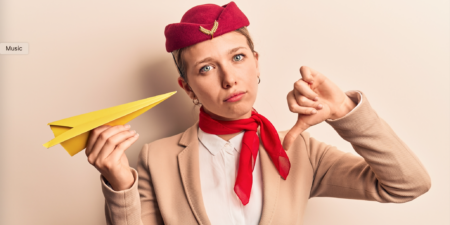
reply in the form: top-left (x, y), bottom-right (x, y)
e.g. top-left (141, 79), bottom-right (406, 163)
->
top-left (194, 57), bottom-right (214, 67)
top-left (193, 46), bottom-right (247, 67)
top-left (228, 46), bottom-right (246, 55)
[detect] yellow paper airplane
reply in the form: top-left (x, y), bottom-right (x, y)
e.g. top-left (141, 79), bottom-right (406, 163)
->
top-left (43, 91), bottom-right (177, 156)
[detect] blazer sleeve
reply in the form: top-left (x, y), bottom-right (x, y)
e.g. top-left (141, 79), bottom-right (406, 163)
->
top-left (305, 90), bottom-right (431, 203)
top-left (100, 143), bottom-right (164, 225)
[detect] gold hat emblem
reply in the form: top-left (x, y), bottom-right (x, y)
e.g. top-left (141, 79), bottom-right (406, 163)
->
top-left (199, 20), bottom-right (219, 39)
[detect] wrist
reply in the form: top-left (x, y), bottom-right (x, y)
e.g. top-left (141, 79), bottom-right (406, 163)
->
top-left (108, 169), bottom-right (135, 191)
top-left (329, 95), bottom-right (356, 120)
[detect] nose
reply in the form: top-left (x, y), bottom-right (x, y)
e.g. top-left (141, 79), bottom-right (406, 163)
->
top-left (221, 66), bottom-right (237, 89)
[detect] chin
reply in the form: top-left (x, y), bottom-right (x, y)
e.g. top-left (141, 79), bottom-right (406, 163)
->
top-left (222, 100), bottom-right (254, 119)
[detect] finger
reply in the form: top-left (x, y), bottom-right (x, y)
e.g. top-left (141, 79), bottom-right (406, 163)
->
top-left (87, 125), bottom-right (131, 165)
top-left (293, 79), bottom-right (318, 101)
top-left (86, 125), bottom-right (111, 156)
top-left (283, 117), bottom-right (310, 151)
top-left (97, 129), bottom-right (137, 161)
top-left (287, 91), bottom-right (318, 114)
top-left (107, 133), bottom-right (139, 163)
top-left (299, 66), bottom-right (316, 84)
top-left (293, 90), bottom-right (323, 109)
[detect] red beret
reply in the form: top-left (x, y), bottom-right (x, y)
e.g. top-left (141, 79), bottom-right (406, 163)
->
top-left (164, 1), bottom-right (250, 52)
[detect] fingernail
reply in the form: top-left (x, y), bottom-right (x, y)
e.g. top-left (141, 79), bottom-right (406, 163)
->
top-left (312, 109), bottom-right (317, 114)
top-left (318, 104), bottom-right (323, 108)
top-left (135, 133), bottom-right (140, 137)
top-left (130, 130), bottom-right (136, 134)
top-left (125, 124), bottom-right (131, 129)
top-left (314, 97), bottom-right (319, 101)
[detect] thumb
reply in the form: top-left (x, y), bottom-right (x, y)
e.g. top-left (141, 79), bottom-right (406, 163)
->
top-left (282, 117), bottom-right (310, 151)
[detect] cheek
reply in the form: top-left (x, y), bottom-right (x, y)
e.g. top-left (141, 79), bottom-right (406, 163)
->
top-left (242, 65), bottom-right (258, 86)
top-left (241, 66), bottom-right (259, 101)
top-left (195, 79), bottom-right (220, 101)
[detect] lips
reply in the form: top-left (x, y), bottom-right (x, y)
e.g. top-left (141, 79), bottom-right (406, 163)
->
top-left (224, 91), bottom-right (246, 102)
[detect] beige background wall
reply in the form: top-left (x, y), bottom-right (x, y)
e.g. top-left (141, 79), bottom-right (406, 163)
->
top-left (0, 0), bottom-right (448, 224)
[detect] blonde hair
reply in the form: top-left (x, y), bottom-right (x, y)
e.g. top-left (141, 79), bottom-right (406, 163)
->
top-left (171, 26), bottom-right (256, 82)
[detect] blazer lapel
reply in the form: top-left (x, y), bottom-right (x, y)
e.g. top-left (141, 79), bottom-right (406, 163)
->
top-left (258, 127), bottom-right (281, 225)
top-left (177, 121), bottom-right (211, 225)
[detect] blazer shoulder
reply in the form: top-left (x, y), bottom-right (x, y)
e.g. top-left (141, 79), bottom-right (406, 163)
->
top-left (143, 131), bottom-right (186, 161)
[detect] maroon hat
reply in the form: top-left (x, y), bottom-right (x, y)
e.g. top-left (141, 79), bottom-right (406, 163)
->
top-left (164, 1), bottom-right (250, 52)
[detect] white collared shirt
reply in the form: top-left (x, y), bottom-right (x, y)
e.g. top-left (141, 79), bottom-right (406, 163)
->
top-left (198, 127), bottom-right (263, 225)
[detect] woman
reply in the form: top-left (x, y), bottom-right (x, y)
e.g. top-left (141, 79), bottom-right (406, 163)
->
top-left (85, 2), bottom-right (431, 225)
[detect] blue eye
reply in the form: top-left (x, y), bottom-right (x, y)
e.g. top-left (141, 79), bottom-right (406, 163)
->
top-left (233, 54), bottom-right (244, 61)
top-left (200, 65), bottom-right (212, 73)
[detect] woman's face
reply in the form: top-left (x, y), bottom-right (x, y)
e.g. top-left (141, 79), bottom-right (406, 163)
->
top-left (178, 31), bottom-right (260, 121)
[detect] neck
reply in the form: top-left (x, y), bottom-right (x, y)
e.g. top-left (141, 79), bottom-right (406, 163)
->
top-left (201, 106), bottom-right (252, 141)
top-left (202, 106), bottom-right (252, 121)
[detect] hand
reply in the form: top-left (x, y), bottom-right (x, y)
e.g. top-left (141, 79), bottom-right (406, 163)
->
top-left (85, 124), bottom-right (139, 191)
top-left (283, 66), bottom-right (356, 150)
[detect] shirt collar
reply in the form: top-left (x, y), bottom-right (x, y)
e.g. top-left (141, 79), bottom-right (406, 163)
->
top-left (198, 127), bottom-right (245, 156)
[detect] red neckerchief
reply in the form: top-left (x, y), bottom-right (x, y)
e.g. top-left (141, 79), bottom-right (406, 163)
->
top-left (199, 106), bottom-right (290, 205)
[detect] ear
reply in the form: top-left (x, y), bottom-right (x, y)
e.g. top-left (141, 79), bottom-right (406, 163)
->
top-left (177, 77), bottom-right (184, 89)
top-left (177, 77), bottom-right (196, 100)
top-left (253, 51), bottom-right (259, 69)
top-left (253, 51), bottom-right (260, 78)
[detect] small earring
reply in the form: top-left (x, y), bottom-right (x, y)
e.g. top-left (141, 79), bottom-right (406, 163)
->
top-left (258, 76), bottom-right (261, 84)
top-left (193, 98), bottom-right (201, 105)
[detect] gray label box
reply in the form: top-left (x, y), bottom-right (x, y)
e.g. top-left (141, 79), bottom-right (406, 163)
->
top-left (0, 43), bottom-right (29, 54)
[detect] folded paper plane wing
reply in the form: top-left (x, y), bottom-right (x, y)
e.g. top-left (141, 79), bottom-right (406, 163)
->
top-left (43, 91), bottom-right (177, 156)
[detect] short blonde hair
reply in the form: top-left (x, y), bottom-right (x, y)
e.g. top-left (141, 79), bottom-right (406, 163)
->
top-left (172, 26), bottom-right (256, 82)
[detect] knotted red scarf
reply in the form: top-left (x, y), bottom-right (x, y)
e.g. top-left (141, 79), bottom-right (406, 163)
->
top-left (199, 106), bottom-right (291, 205)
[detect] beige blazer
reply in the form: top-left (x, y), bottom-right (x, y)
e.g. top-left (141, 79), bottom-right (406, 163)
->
top-left (100, 90), bottom-right (431, 225)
